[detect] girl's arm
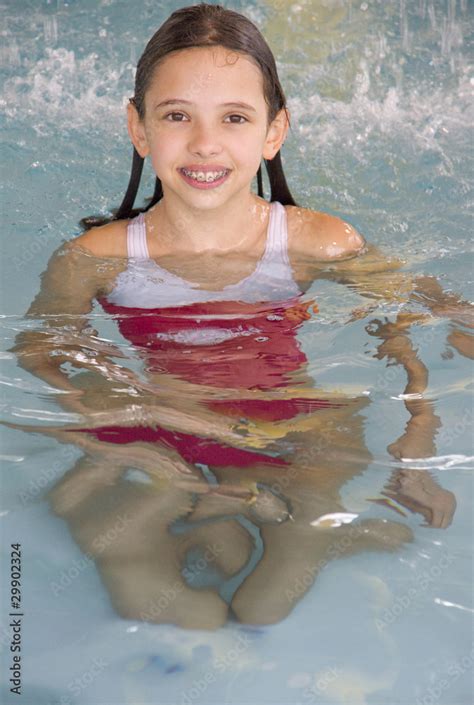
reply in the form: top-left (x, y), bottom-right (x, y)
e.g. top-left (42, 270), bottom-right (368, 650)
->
top-left (367, 313), bottom-right (457, 528)
top-left (13, 240), bottom-right (212, 407)
top-left (368, 313), bottom-right (441, 459)
top-left (299, 231), bottom-right (464, 527)
top-left (299, 238), bottom-right (473, 358)
top-left (289, 208), bottom-right (472, 330)
top-left (317, 245), bottom-right (472, 319)
top-left (288, 207), bottom-right (472, 359)
top-left (11, 243), bottom-right (215, 411)
top-left (289, 208), bottom-right (470, 322)
top-left (11, 242), bottom-right (115, 404)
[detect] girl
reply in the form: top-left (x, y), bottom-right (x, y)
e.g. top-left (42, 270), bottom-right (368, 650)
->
top-left (15, 4), bottom-right (466, 628)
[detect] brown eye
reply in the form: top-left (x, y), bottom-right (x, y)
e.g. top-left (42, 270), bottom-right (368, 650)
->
top-left (165, 112), bottom-right (188, 121)
top-left (226, 114), bottom-right (247, 124)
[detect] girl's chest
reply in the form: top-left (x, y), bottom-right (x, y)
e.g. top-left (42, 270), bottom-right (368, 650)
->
top-left (149, 252), bottom-right (312, 292)
top-left (152, 251), bottom-right (263, 290)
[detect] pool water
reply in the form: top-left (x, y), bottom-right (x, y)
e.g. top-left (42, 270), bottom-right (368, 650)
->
top-left (1, 1), bottom-right (473, 704)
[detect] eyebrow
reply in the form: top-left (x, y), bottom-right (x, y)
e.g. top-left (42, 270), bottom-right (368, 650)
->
top-left (154, 99), bottom-right (257, 112)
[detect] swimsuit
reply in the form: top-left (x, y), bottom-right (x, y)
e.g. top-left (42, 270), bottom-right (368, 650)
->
top-left (88, 202), bottom-right (339, 467)
top-left (106, 201), bottom-right (301, 308)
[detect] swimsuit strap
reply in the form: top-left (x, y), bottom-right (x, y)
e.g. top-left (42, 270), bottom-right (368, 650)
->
top-left (261, 201), bottom-right (291, 266)
top-left (127, 212), bottom-right (149, 259)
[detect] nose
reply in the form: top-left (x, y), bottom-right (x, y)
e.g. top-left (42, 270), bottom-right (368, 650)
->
top-left (187, 119), bottom-right (222, 158)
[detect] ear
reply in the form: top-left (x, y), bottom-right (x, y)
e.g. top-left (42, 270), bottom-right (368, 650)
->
top-left (262, 108), bottom-right (289, 161)
top-left (127, 102), bottom-right (150, 158)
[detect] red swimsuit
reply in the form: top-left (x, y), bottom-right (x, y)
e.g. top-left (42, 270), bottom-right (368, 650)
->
top-left (83, 297), bottom-right (340, 467)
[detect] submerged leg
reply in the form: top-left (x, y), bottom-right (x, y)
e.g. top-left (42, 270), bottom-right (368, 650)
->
top-left (231, 517), bottom-right (413, 625)
top-left (209, 406), bottom-right (413, 625)
top-left (49, 453), bottom-right (229, 630)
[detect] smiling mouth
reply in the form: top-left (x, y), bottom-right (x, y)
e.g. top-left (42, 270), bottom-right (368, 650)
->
top-left (179, 168), bottom-right (230, 184)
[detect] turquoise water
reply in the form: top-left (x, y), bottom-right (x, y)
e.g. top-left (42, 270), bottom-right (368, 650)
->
top-left (1, 1), bottom-right (473, 704)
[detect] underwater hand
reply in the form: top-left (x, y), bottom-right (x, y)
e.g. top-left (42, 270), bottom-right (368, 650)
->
top-left (426, 293), bottom-right (473, 359)
top-left (381, 469), bottom-right (456, 529)
top-left (366, 313), bottom-right (430, 341)
top-left (412, 276), bottom-right (474, 358)
top-left (432, 303), bottom-right (474, 328)
top-left (445, 328), bottom-right (474, 360)
top-left (412, 277), bottom-right (474, 325)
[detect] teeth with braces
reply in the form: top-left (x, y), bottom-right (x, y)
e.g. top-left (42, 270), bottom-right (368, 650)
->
top-left (182, 169), bottom-right (228, 182)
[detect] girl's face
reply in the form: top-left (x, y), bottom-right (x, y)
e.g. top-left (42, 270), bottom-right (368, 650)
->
top-left (128, 46), bottom-right (288, 210)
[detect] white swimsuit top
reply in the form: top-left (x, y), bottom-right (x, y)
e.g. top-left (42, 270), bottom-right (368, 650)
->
top-left (106, 201), bottom-right (302, 309)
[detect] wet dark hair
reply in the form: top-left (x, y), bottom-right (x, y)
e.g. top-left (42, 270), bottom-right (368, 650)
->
top-left (81, 3), bottom-right (297, 229)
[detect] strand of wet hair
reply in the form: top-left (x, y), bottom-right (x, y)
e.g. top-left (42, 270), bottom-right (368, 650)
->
top-left (257, 166), bottom-right (264, 199)
top-left (115, 147), bottom-right (145, 220)
top-left (265, 152), bottom-right (297, 206)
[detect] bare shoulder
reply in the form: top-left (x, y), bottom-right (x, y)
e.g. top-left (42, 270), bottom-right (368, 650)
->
top-left (72, 219), bottom-right (129, 258)
top-left (285, 205), bottom-right (366, 261)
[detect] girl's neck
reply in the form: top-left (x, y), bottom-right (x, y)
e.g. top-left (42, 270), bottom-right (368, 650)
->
top-left (145, 191), bottom-right (270, 255)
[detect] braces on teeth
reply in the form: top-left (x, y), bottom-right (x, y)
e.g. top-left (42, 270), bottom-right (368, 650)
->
top-left (182, 169), bottom-right (228, 182)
